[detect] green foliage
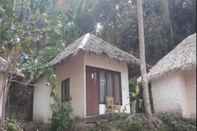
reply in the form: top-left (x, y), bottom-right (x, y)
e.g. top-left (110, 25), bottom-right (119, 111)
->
top-left (110, 114), bottom-right (149, 131)
top-left (85, 113), bottom-right (196, 131)
top-left (0, 0), bottom-right (31, 57)
top-left (129, 80), bottom-right (144, 113)
top-left (50, 97), bottom-right (74, 131)
top-left (159, 113), bottom-right (197, 131)
top-left (7, 119), bottom-right (22, 131)
top-left (1, 0), bottom-right (82, 81)
top-left (4, 113), bottom-right (196, 131)
top-left (129, 80), bottom-right (140, 100)
top-left (17, 0), bottom-right (83, 83)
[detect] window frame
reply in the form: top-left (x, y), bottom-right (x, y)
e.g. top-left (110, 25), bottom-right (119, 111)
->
top-left (61, 78), bottom-right (70, 102)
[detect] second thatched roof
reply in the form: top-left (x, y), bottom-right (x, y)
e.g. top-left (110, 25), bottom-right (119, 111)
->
top-left (49, 33), bottom-right (140, 66)
top-left (148, 33), bottom-right (196, 80)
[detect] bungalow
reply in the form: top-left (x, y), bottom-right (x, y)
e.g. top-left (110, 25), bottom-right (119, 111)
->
top-left (144, 33), bottom-right (196, 119)
top-left (33, 33), bottom-right (140, 123)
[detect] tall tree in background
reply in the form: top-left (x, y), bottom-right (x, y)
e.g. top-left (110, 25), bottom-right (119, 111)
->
top-left (160, 0), bottom-right (174, 49)
top-left (137, 0), bottom-right (152, 117)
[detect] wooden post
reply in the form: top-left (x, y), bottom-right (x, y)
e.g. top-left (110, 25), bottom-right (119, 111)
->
top-left (137, 0), bottom-right (152, 117)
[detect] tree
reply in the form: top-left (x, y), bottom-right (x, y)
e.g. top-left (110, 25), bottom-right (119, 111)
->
top-left (0, 0), bottom-right (64, 124)
top-left (136, 0), bottom-right (152, 117)
top-left (0, 0), bottom-right (26, 123)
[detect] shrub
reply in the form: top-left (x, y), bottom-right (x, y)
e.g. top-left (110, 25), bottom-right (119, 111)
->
top-left (89, 113), bottom-right (196, 131)
top-left (50, 98), bottom-right (74, 131)
top-left (129, 80), bottom-right (144, 113)
top-left (7, 119), bottom-right (22, 131)
top-left (111, 114), bottom-right (149, 131)
top-left (159, 113), bottom-right (196, 131)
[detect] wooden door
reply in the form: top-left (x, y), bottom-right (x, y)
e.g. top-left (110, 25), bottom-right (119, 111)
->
top-left (86, 67), bottom-right (99, 116)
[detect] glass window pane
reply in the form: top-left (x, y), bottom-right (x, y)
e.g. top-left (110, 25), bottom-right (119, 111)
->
top-left (106, 72), bottom-right (113, 97)
top-left (61, 79), bottom-right (70, 102)
top-left (114, 73), bottom-right (121, 105)
top-left (99, 71), bottom-right (106, 104)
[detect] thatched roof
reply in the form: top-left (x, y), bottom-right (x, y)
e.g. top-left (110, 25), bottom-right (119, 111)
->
top-left (0, 57), bottom-right (8, 72)
top-left (49, 33), bottom-right (140, 66)
top-left (148, 33), bottom-right (196, 80)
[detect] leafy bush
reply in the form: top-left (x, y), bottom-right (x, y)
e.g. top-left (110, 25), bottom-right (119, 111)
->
top-left (129, 80), bottom-right (144, 113)
top-left (7, 119), bottom-right (22, 131)
top-left (159, 113), bottom-right (196, 131)
top-left (87, 113), bottom-right (196, 131)
top-left (50, 98), bottom-right (74, 131)
top-left (110, 114), bottom-right (151, 131)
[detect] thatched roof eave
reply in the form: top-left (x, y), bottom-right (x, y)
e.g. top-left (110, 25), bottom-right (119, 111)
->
top-left (49, 33), bottom-right (140, 66)
top-left (139, 33), bottom-right (196, 82)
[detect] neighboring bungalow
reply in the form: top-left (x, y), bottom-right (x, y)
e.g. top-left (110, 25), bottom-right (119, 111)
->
top-left (33, 33), bottom-right (140, 123)
top-left (144, 33), bottom-right (196, 119)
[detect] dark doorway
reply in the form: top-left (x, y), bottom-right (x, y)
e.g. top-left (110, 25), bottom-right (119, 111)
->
top-left (7, 80), bottom-right (33, 121)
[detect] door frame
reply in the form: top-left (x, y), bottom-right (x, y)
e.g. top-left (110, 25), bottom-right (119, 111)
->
top-left (86, 66), bottom-right (123, 116)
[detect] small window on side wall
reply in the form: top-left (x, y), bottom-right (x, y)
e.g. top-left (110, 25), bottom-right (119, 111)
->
top-left (61, 79), bottom-right (70, 102)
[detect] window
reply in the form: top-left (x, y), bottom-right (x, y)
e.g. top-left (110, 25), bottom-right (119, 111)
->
top-left (98, 69), bottom-right (122, 105)
top-left (61, 79), bottom-right (70, 102)
top-left (99, 71), bottom-right (107, 104)
top-left (113, 73), bottom-right (122, 105)
top-left (106, 72), bottom-right (113, 97)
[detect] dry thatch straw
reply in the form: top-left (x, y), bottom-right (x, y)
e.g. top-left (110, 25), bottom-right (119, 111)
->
top-left (148, 33), bottom-right (196, 80)
top-left (49, 33), bottom-right (140, 66)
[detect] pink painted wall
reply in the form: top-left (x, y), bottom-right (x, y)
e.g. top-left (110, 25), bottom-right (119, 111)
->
top-left (55, 52), bottom-right (86, 117)
top-left (151, 68), bottom-right (196, 119)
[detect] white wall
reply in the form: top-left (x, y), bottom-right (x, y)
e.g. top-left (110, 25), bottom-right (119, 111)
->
top-left (84, 53), bottom-right (131, 114)
top-left (151, 72), bottom-right (187, 116)
top-left (183, 69), bottom-right (196, 118)
top-left (33, 76), bottom-right (52, 123)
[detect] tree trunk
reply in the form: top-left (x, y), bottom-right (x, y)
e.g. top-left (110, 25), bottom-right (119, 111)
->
top-left (0, 57), bottom-right (14, 125)
top-left (0, 73), bottom-right (9, 126)
top-left (137, 0), bottom-right (152, 117)
top-left (160, 0), bottom-right (174, 49)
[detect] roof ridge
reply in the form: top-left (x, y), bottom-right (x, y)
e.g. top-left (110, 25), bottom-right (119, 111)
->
top-left (78, 33), bottom-right (90, 49)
